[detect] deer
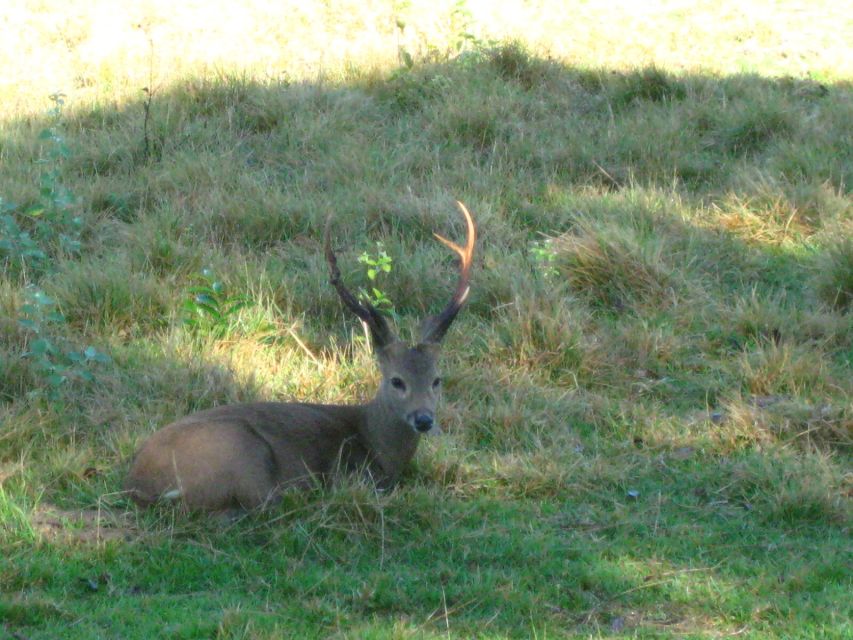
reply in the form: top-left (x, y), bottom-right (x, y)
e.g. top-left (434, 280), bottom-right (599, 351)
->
top-left (124, 202), bottom-right (476, 512)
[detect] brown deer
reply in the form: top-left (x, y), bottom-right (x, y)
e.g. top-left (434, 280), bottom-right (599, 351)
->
top-left (124, 202), bottom-right (475, 512)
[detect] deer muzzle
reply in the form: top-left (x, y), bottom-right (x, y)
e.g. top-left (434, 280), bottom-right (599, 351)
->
top-left (408, 410), bottom-right (435, 433)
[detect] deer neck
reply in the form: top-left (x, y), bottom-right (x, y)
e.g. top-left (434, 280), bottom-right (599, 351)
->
top-left (359, 396), bottom-right (421, 483)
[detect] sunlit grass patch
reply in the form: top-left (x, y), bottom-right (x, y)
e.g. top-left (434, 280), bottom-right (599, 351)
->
top-left (47, 258), bottom-right (170, 335)
top-left (553, 218), bottom-right (677, 312)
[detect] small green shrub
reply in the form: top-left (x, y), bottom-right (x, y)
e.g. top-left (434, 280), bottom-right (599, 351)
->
top-left (0, 200), bottom-right (51, 275)
top-left (17, 288), bottom-right (109, 396)
top-left (183, 268), bottom-right (251, 337)
top-left (357, 241), bottom-right (394, 315)
top-left (0, 93), bottom-right (82, 280)
top-left (380, 69), bottom-right (452, 112)
top-left (529, 238), bottom-right (559, 281)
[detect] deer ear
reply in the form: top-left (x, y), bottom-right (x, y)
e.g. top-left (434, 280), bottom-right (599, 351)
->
top-left (374, 342), bottom-right (391, 364)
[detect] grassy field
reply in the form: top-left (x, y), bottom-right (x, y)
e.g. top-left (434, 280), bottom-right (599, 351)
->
top-left (1, 1), bottom-right (851, 638)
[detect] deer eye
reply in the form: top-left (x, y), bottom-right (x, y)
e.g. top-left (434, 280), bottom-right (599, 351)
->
top-left (432, 377), bottom-right (442, 389)
top-left (390, 377), bottom-right (407, 391)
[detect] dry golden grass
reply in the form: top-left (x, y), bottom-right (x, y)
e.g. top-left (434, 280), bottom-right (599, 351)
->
top-left (3, 0), bottom-right (852, 118)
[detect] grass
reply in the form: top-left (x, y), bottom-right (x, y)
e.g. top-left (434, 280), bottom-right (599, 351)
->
top-left (1, 1), bottom-right (852, 638)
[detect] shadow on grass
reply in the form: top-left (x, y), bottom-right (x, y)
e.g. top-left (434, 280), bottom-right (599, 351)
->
top-left (1, 48), bottom-right (851, 638)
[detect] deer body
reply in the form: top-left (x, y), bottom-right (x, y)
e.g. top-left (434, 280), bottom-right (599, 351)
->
top-left (125, 204), bottom-right (475, 512)
top-left (124, 401), bottom-right (415, 509)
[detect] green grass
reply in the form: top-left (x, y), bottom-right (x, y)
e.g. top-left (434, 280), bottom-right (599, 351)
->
top-left (1, 2), bottom-right (852, 638)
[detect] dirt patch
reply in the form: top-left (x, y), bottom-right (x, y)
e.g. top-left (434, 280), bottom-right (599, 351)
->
top-left (30, 505), bottom-right (137, 544)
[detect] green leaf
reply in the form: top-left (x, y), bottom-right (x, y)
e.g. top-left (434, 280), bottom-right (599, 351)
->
top-left (194, 293), bottom-right (217, 307)
top-left (223, 301), bottom-right (249, 316)
top-left (28, 338), bottom-right (52, 355)
top-left (30, 357), bottom-right (54, 371)
top-left (33, 292), bottom-right (54, 306)
top-left (46, 374), bottom-right (66, 387)
top-left (61, 238), bottom-right (81, 254)
top-left (18, 319), bottom-right (38, 331)
top-left (193, 301), bottom-right (222, 318)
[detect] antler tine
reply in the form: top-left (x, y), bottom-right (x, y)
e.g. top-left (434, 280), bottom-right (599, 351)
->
top-left (420, 201), bottom-right (477, 344)
top-left (324, 215), bottom-right (396, 349)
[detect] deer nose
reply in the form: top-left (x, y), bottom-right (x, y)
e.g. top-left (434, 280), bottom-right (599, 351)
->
top-left (411, 411), bottom-right (434, 433)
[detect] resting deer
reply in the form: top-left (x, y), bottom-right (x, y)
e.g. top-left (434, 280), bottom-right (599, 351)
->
top-left (124, 202), bottom-right (476, 511)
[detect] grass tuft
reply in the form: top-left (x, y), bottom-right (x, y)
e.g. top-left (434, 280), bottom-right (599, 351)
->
top-left (486, 41), bottom-right (555, 90)
top-left (613, 66), bottom-right (687, 106)
top-left (815, 239), bottom-right (853, 310)
top-left (552, 219), bottom-right (675, 311)
top-left (715, 101), bottom-right (796, 155)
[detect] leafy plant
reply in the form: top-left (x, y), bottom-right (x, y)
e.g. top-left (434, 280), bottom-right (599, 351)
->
top-left (18, 287), bottom-right (110, 396)
top-left (0, 198), bottom-right (50, 274)
top-left (449, 0), bottom-right (481, 55)
top-left (30, 92), bottom-right (82, 255)
top-left (0, 92), bottom-right (82, 279)
top-left (394, 16), bottom-right (415, 70)
top-left (530, 238), bottom-right (559, 281)
top-left (183, 268), bottom-right (251, 336)
top-left (357, 242), bottom-right (394, 314)
top-left (2, 95), bottom-right (105, 398)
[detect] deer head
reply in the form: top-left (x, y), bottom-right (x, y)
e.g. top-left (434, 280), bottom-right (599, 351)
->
top-left (324, 201), bottom-right (476, 435)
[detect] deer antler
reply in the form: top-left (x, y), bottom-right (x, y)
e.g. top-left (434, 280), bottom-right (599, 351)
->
top-left (420, 201), bottom-right (477, 344)
top-left (324, 216), bottom-right (396, 349)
